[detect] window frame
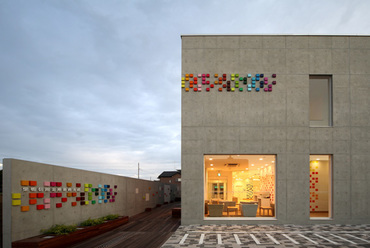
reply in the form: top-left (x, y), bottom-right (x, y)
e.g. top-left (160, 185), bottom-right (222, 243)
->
top-left (309, 154), bottom-right (333, 220)
top-left (203, 154), bottom-right (277, 220)
top-left (309, 75), bottom-right (333, 127)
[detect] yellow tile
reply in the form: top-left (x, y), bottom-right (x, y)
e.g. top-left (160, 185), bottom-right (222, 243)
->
top-left (12, 193), bottom-right (21, 199)
top-left (12, 200), bottom-right (21, 206)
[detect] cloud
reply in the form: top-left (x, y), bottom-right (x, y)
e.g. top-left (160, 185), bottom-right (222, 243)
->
top-left (1, 0), bottom-right (370, 179)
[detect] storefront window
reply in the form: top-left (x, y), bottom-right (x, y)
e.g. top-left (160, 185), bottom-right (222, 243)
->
top-left (204, 155), bottom-right (276, 218)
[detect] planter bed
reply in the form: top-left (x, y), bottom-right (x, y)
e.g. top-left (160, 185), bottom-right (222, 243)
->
top-left (12, 216), bottom-right (129, 248)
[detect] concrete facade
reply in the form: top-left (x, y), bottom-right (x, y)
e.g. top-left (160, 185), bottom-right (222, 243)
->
top-left (181, 35), bottom-right (370, 225)
top-left (3, 159), bottom-right (179, 247)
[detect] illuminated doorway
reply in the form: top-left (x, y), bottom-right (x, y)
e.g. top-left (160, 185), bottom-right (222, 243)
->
top-left (309, 155), bottom-right (332, 218)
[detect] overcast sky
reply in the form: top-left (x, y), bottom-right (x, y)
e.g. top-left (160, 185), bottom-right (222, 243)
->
top-left (1, 0), bottom-right (369, 180)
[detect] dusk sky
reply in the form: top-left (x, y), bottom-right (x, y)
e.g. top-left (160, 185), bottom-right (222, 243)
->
top-left (1, 0), bottom-right (369, 180)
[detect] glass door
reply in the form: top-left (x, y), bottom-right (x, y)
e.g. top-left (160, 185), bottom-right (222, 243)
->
top-left (209, 181), bottom-right (226, 200)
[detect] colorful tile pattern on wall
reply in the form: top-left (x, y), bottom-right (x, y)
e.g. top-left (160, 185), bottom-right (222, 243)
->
top-left (182, 73), bottom-right (277, 92)
top-left (12, 180), bottom-right (118, 212)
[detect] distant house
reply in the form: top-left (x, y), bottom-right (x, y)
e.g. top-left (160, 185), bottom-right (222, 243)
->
top-left (157, 170), bottom-right (181, 185)
top-left (158, 170), bottom-right (181, 200)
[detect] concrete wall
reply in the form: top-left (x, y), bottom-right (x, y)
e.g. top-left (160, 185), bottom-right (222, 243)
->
top-left (181, 35), bottom-right (370, 225)
top-left (3, 159), bottom-right (178, 247)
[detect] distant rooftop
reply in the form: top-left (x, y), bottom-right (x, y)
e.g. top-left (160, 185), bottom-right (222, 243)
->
top-left (158, 170), bottom-right (181, 178)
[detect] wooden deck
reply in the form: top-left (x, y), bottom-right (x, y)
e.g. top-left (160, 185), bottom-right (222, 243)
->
top-left (70, 202), bottom-right (181, 248)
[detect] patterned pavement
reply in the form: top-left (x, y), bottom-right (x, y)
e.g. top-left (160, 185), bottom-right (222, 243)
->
top-left (161, 224), bottom-right (370, 248)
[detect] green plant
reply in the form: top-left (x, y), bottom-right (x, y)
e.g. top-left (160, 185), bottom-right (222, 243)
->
top-left (41, 214), bottom-right (121, 235)
top-left (79, 217), bottom-right (104, 227)
top-left (41, 224), bottom-right (77, 235)
top-left (102, 214), bottom-right (119, 221)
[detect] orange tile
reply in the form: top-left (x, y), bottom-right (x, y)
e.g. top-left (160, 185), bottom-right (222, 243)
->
top-left (21, 206), bottom-right (30, 212)
top-left (29, 193), bottom-right (37, 198)
top-left (21, 180), bottom-right (29, 186)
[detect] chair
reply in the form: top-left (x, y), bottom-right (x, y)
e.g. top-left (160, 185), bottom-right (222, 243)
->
top-left (208, 204), bottom-right (223, 217)
top-left (240, 203), bottom-right (258, 217)
top-left (226, 201), bottom-right (237, 216)
top-left (204, 200), bottom-right (209, 214)
top-left (259, 198), bottom-right (273, 216)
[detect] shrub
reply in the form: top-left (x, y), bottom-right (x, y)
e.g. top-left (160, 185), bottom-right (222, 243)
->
top-left (79, 218), bottom-right (104, 227)
top-left (41, 224), bottom-right (77, 235)
top-left (41, 214), bottom-right (121, 235)
top-left (102, 214), bottom-right (120, 221)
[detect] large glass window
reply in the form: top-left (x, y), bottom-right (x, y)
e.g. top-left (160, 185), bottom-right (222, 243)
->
top-left (309, 75), bottom-right (332, 127)
top-left (309, 155), bottom-right (332, 218)
top-left (204, 155), bottom-right (276, 218)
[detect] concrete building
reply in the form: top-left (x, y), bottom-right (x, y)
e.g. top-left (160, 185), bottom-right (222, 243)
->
top-left (181, 35), bottom-right (370, 225)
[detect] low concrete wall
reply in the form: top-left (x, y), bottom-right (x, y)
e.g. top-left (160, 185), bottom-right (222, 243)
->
top-left (3, 159), bottom-right (179, 247)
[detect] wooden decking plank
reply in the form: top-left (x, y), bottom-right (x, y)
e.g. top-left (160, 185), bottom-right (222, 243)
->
top-left (70, 202), bottom-right (180, 248)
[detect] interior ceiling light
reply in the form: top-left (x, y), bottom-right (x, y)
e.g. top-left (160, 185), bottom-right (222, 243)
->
top-left (317, 158), bottom-right (320, 160)
top-left (272, 161), bottom-right (275, 163)
top-left (259, 158), bottom-right (263, 160)
top-left (209, 158), bottom-right (213, 160)
top-left (210, 164), bottom-right (213, 166)
top-left (251, 164), bottom-right (254, 166)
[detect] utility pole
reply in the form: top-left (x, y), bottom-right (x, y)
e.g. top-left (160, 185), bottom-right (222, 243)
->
top-left (138, 162), bottom-right (140, 179)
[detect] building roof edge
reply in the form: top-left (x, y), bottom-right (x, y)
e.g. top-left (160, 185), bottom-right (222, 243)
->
top-left (181, 34), bottom-right (370, 38)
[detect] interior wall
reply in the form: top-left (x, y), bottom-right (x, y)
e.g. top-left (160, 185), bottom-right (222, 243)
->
top-left (3, 159), bottom-right (179, 247)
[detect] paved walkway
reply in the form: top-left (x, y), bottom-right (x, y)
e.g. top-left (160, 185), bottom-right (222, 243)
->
top-left (162, 224), bottom-right (370, 248)
top-left (70, 202), bottom-right (181, 248)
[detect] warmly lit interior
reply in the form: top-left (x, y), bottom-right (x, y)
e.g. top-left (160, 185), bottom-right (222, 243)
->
top-left (310, 155), bottom-right (331, 218)
top-left (204, 155), bottom-right (276, 218)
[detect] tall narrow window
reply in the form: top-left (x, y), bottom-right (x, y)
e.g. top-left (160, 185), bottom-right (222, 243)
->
top-left (309, 75), bottom-right (332, 127)
top-left (309, 155), bottom-right (332, 219)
